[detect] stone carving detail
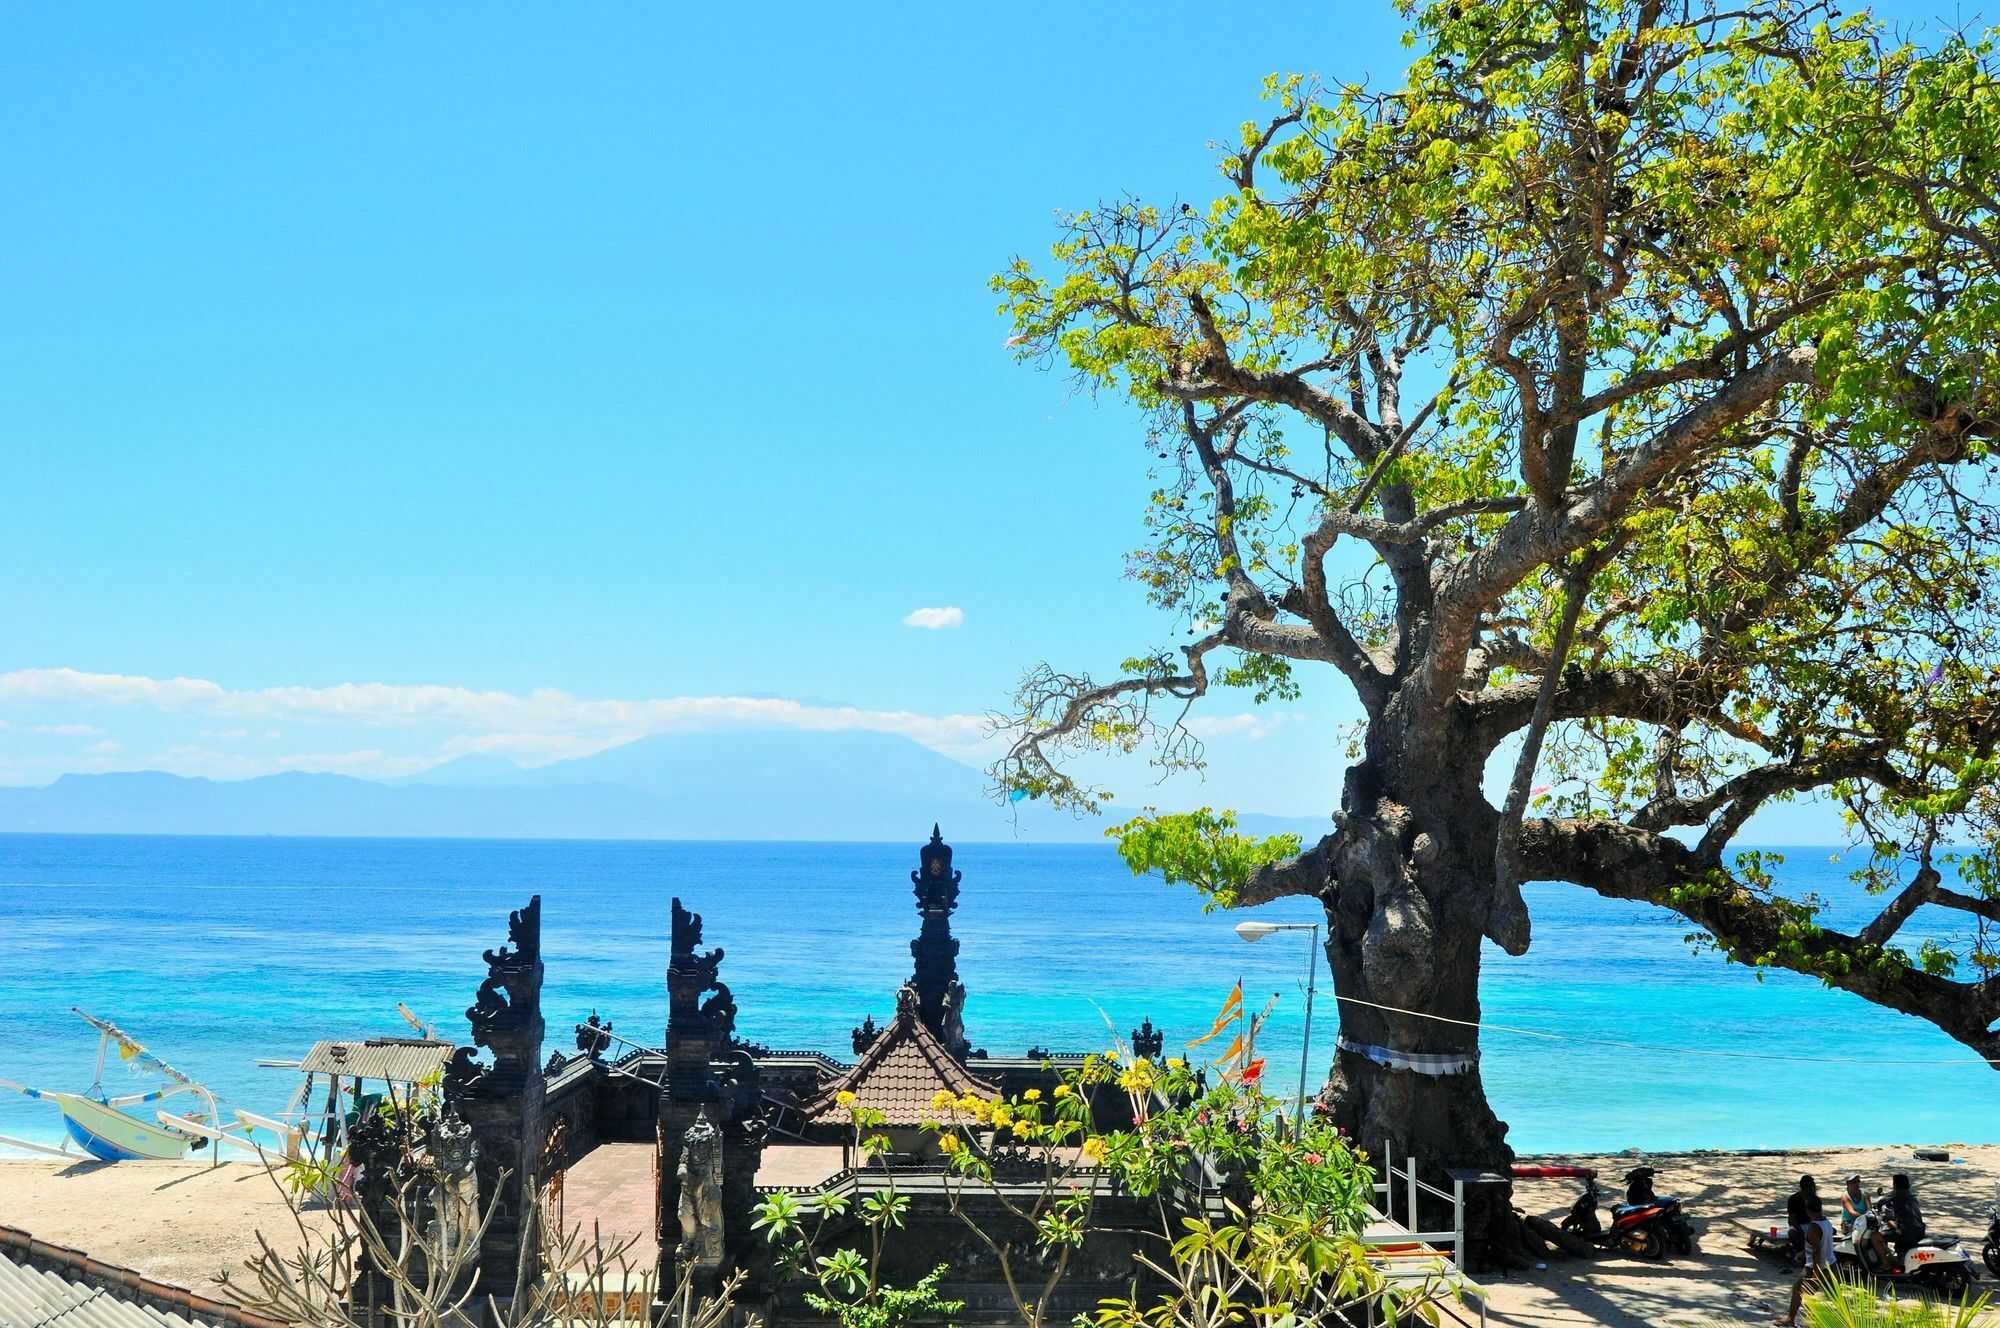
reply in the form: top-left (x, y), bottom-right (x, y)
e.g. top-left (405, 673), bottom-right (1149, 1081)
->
top-left (441, 1046), bottom-right (486, 1100)
top-left (940, 980), bottom-right (970, 1061)
top-left (428, 1110), bottom-right (481, 1254)
top-left (667, 897), bottom-right (730, 1098)
top-left (700, 985), bottom-right (738, 1042)
top-left (1131, 1018), bottom-right (1164, 1061)
top-left (449, 896), bottom-right (547, 1301)
top-left (908, 825), bottom-right (965, 1052)
top-left (464, 896), bottom-right (544, 1089)
top-left (850, 1014), bottom-right (879, 1055)
top-left (575, 1011), bottom-right (614, 1058)
top-left (657, 896), bottom-right (769, 1299)
top-left (676, 1115), bottom-right (725, 1279)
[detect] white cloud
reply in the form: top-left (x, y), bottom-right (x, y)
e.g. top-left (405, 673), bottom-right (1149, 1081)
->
top-left (0, 667), bottom-right (995, 775)
top-left (0, 668), bottom-right (223, 708)
top-left (32, 723), bottom-right (106, 736)
top-left (83, 740), bottom-right (121, 755)
top-left (902, 606), bottom-right (965, 631)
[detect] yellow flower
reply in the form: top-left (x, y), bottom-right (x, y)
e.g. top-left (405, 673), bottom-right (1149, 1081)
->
top-left (1081, 1137), bottom-right (1107, 1162)
top-left (938, 1133), bottom-right (962, 1155)
top-left (1116, 1066), bottom-right (1154, 1094)
top-left (1012, 1121), bottom-right (1033, 1140)
top-left (1167, 1058), bottom-right (1186, 1072)
top-left (1052, 1084), bottom-right (1073, 1100)
top-left (835, 1090), bottom-right (857, 1106)
top-left (991, 1104), bottom-right (1014, 1128)
top-left (931, 1090), bottom-right (957, 1111)
top-left (1022, 1088), bottom-right (1042, 1102)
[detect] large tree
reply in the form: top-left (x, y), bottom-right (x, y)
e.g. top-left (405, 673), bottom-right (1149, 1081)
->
top-left (993, 0), bottom-right (2000, 1246)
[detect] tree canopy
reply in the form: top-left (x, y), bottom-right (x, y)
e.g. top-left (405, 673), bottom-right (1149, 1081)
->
top-left (993, 0), bottom-right (2000, 1073)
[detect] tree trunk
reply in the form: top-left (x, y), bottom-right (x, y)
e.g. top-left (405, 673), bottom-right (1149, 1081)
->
top-left (1310, 766), bottom-right (1526, 1269)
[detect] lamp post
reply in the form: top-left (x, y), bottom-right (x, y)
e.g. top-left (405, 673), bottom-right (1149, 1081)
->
top-left (1234, 918), bottom-right (1320, 1134)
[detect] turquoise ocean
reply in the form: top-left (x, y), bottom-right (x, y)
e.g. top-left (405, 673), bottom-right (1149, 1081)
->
top-left (1, 833), bottom-right (1994, 1156)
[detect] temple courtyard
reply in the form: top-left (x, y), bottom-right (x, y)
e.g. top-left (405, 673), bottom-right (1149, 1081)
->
top-left (5, 1141), bottom-right (1995, 1326)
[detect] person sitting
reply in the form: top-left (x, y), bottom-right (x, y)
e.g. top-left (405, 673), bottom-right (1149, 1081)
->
top-left (1884, 1173), bottom-right (1926, 1256)
top-left (1624, 1167), bottom-right (1658, 1207)
top-left (1838, 1174), bottom-right (1872, 1236)
top-left (1776, 1196), bottom-right (1837, 1327)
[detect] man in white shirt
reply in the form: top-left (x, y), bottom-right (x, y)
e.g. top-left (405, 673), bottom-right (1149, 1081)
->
top-left (1776, 1194), bottom-right (1838, 1326)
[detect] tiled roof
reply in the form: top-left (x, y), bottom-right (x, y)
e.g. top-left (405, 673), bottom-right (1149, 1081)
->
top-left (804, 1007), bottom-right (997, 1127)
top-left (0, 1226), bottom-right (288, 1328)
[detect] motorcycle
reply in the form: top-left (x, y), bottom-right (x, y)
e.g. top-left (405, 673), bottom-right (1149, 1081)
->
top-left (1982, 1183), bottom-right (1999, 1281)
top-left (1836, 1205), bottom-right (1978, 1296)
top-left (1560, 1166), bottom-right (1697, 1261)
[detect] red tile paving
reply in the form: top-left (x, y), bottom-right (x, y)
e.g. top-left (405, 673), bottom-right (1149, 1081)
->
top-left (756, 1145), bottom-right (846, 1188)
top-left (556, 1143), bottom-right (657, 1269)
top-left (553, 1140), bottom-right (848, 1270)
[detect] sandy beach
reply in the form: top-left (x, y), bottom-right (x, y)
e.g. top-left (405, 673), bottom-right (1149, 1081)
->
top-left (0, 1156), bottom-right (324, 1298)
top-left (2, 1143), bottom-right (1995, 1325)
top-left (1487, 1143), bottom-right (2000, 1325)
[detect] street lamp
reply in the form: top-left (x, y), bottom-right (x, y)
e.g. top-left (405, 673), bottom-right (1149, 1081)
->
top-left (1233, 918), bottom-right (1320, 1133)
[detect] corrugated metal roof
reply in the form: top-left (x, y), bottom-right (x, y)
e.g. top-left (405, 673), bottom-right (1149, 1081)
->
top-left (0, 1253), bottom-right (203, 1328)
top-left (298, 1037), bottom-right (455, 1082)
top-left (0, 1228), bottom-right (288, 1328)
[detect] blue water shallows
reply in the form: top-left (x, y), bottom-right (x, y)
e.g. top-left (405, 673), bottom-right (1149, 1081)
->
top-left (0, 834), bottom-right (1992, 1155)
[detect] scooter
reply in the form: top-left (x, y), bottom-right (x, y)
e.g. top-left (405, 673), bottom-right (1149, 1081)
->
top-left (1560, 1166), bottom-right (1697, 1260)
top-left (1836, 1206), bottom-right (1978, 1296)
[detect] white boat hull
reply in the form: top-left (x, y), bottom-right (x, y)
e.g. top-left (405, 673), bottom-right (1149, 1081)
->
top-left (51, 1092), bottom-right (190, 1161)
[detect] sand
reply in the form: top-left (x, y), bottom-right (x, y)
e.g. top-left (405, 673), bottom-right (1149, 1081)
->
top-left (0, 1157), bottom-right (323, 1299)
top-left (2, 1143), bottom-right (1995, 1325)
top-left (1483, 1143), bottom-right (2000, 1326)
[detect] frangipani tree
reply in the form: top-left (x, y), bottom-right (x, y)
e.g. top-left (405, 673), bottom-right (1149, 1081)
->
top-left (993, 0), bottom-right (2000, 1238)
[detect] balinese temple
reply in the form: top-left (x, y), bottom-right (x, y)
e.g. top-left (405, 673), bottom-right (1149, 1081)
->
top-left (800, 828), bottom-right (999, 1149)
top-left (358, 826), bottom-right (1175, 1325)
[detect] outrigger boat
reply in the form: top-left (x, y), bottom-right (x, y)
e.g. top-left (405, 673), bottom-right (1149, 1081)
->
top-left (0, 1009), bottom-right (293, 1162)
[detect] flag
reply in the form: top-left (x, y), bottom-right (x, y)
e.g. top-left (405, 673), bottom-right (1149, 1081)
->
top-left (1185, 984), bottom-right (1242, 1048)
top-left (1212, 1032), bottom-right (1245, 1070)
top-left (1236, 1058), bottom-right (1266, 1085)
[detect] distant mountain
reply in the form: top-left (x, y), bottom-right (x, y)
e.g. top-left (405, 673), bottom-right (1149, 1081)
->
top-left (0, 731), bottom-right (1262, 842)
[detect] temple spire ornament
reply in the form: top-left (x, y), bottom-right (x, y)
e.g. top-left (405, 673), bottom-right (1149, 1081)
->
top-left (909, 825), bottom-right (968, 1059)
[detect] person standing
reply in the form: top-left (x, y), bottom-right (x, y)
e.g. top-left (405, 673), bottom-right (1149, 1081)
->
top-left (1776, 1195), bottom-right (1837, 1327)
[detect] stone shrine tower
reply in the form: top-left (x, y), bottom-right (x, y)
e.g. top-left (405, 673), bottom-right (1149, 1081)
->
top-left (908, 825), bottom-right (970, 1060)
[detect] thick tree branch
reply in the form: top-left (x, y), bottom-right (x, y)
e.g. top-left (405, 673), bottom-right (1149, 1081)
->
top-left (1522, 817), bottom-right (2000, 1059)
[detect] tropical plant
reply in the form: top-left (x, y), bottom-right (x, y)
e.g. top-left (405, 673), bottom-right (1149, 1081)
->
top-left (223, 1128), bottom-right (744, 1328)
top-left (992, 0), bottom-right (2000, 1249)
top-left (751, 1097), bottom-right (965, 1328)
top-left (923, 1049), bottom-right (1443, 1328)
top-left (1800, 1272), bottom-right (1991, 1328)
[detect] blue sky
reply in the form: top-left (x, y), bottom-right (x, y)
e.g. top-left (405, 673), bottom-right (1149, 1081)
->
top-left (0, 2), bottom-right (1957, 833)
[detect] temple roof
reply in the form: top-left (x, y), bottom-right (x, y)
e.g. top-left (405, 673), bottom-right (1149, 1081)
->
top-left (805, 989), bottom-right (997, 1128)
